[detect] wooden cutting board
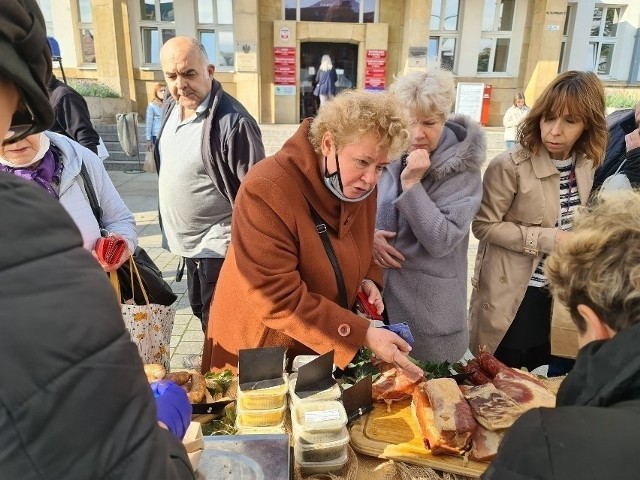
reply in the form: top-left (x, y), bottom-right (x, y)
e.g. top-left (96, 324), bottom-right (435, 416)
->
top-left (350, 400), bottom-right (488, 478)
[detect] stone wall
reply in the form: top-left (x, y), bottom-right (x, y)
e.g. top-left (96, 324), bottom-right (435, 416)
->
top-left (85, 97), bottom-right (128, 125)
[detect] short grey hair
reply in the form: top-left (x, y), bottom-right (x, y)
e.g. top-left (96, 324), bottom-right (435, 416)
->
top-left (390, 68), bottom-right (456, 118)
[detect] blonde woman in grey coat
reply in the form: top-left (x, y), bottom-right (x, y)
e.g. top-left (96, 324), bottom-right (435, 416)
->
top-left (374, 69), bottom-right (485, 363)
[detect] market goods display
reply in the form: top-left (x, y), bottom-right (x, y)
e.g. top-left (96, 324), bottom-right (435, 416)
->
top-left (348, 349), bottom-right (559, 477)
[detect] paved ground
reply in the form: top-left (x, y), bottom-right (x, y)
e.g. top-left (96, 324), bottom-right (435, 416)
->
top-left (109, 163), bottom-right (481, 371)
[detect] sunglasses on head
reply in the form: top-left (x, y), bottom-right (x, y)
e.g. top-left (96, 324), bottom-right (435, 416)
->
top-left (3, 99), bottom-right (39, 146)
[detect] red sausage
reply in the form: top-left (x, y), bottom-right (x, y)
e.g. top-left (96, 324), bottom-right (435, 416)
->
top-left (476, 350), bottom-right (509, 378)
top-left (463, 360), bottom-right (492, 385)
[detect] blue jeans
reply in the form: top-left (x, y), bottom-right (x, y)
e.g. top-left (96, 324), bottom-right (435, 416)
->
top-left (505, 140), bottom-right (516, 149)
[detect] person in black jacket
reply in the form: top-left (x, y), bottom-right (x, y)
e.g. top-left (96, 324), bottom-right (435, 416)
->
top-left (592, 101), bottom-right (640, 190)
top-left (0, 2), bottom-right (195, 478)
top-left (48, 73), bottom-right (101, 154)
top-left (483, 190), bottom-right (640, 480)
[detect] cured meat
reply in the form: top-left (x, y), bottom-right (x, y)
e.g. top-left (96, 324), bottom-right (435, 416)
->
top-left (492, 369), bottom-right (556, 411)
top-left (463, 360), bottom-right (492, 385)
top-left (476, 350), bottom-right (509, 378)
top-left (372, 362), bottom-right (420, 403)
top-left (411, 379), bottom-right (476, 456)
top-left (469, 425), bottom-right (505, 462)
top-left (461, 383), bottom-right (523, 430)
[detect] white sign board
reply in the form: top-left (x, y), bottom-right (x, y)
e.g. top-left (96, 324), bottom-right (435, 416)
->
top-left (275, 85), bottom-right (296, 96)
top-left (455, 83), bottom-right (484, 122)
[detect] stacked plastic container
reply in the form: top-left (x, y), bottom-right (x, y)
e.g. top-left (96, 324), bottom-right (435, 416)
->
top-left (290, 355), bottom-right (349, 475)
top-left (235, 374), bottom-right (289, 435)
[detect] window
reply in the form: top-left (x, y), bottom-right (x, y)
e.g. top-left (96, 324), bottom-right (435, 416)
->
top-left (77, 0), bottom-right (95, 64)
top-left (558, 5), bottom-right (572, 74)
top-left (139, 0), bottom-right (175, 65)
top-left (477, 0), bottom-right (514, 73)
top-left (428, 0), bottom-right (460, 71)
top-left (589, 5), bottom-right (620, 76)
top-left (36, 0), bottom-right (54, 36)
top-left (197, 0), bottom-right (235, 71)
top-left (284, 0), bottom-right (377, 23)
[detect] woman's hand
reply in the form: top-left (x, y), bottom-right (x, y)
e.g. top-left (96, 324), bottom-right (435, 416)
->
top-left (359, 278), bottom-right (384, 316)
top-left (400, 149), bottom-right (431, 191)
top-left (92, 233), bottom-right (132, 272)
top-left (363, 327), bottom-right (424, 382)
top-left (373, 230), bottom-right (405, 269)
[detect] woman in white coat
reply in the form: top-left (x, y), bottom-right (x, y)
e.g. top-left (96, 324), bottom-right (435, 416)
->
top-left (0, 130), bottom-right (137, 271)
top-left (503, 92), bottom-right (530, 149)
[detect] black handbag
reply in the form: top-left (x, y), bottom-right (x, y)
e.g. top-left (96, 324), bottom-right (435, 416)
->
top-left (79, 163), bottom-right (177, 306)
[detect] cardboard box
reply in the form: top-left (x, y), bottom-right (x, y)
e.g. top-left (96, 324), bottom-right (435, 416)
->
top-left (182, 421), bottom-right (204, 471)
top-left (550, 300), bottom-right (579, 359)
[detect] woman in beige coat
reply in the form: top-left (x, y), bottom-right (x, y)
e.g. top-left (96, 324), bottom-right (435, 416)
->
top-left (469, 71), bottom-right (608, 371)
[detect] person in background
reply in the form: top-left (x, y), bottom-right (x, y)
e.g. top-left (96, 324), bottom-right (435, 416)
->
top-left (205, 89), bottom-right (423, 382)
top-left (0, 130), bottom-right (136, 272)
top-left (469, 71), bottom-right (608, 372)
top-left (374, 69), bottom-right (485, 363)
top-left (502, 92), bottom-right (530, 149)
top-left (146, 82), bottom-right (165, 151)
top-left (0, 1), bottom-right (193, 478)
top-left (47, 71), bottom-right (101, 155)
top-left (314, 54), bottom-right (338, 106)
top-left (482, 191), bottom-right (640, 480)
top-left (155, 36), bottom-right (265, 369)
top-left (592, 100), bottom-right (640, 191)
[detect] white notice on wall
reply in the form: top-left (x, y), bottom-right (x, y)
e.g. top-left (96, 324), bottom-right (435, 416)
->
top-left (275, 85), bottom-right (296, 96)
top-left (455, 83), bottom-right (484, 122)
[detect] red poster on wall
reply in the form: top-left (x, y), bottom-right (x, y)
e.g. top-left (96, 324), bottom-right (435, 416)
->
top-left (274, 47), bottom-right (297, 86)
top-left (365, 50), bottom-right (387, 91)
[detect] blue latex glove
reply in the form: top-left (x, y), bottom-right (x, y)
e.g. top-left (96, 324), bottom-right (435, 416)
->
top-left (381, 322), bottom-right (415, 346)
top-left (150, 380), bottom-right (191, 440)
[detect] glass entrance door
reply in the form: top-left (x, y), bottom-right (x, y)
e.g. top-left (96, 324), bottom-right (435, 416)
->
top-left (300, 42), bottom-right (358, 119)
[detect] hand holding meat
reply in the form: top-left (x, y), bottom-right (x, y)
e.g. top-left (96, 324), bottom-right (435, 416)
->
top-left (373, 230), bottom-right (405, 268)
top-left (400, 149), bottom-right (431, 191)
top-left (364, 327), bottom-right (424, 382)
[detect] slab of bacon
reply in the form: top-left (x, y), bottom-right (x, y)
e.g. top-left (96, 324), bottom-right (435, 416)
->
top-left (411, 379), bottom-right (476, 456)
top-left (371, 361), bottom-right (421, 404)
top-left (491, 369), bottom-right (556, 410)
top-left (469, 425), bottom-right (505, 462)
top-left (460, 383), bottom-right (523, 430)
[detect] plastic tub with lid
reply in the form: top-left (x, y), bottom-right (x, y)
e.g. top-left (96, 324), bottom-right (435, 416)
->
top-left (294, 425), bottom-right (349, 462)
top-left (295, 448), bottom-right (348, 476)
top-left (235, 403), bottom-right (287, 428)
top-left (288, 373), bottom-right (341, 405)
top-left (291, 400), bottom-right (347, 439)
top-left (236, 374), bottom-right (288, 410)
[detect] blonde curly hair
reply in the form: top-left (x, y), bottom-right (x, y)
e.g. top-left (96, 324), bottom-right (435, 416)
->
top-left (546, 190), bottom-right (640, 334)
top-left (309, 89), bottom-right (410, 160)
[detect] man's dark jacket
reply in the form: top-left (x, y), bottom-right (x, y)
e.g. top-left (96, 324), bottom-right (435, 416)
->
top-left (0, 173), bottom-right (194, 479)
top-left (482, 322), bottom-right (640, 480)
top-left (592, 108), bottom-right (639, 190)
top-left (48, 74), bottom-right (100, 154)
top-left (154, 78), bottom-right (265, 204)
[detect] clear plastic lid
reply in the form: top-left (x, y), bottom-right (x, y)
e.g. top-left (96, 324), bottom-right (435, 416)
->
top-left (294, 425), bottom-right (349, 463)
top-left (237, 374), bottom-right (288, 410)
top-left (236, 425), bottom-right (287, 436)
top-left (295, 448), bottom-right (348, 476)
top-left (291, 400), bottom-right (347, 435)
top-left (235, 403), bottom-right (287, 428)
top-left (288, 373), bottom-right (341, 405)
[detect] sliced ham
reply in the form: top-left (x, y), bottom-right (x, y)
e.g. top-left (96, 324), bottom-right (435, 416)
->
top-left (411, 379), bottom-right (476, 456)
top-left (372, 362), bottom-right (420, 403)
top-left (461, 383), bottom-right (523, 430)
top-left (469, 425), bottom-right (505, 462)
top-left (492, 369), bottom-right (556, 411)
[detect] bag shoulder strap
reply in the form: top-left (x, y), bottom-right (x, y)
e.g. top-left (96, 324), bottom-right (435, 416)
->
top-left (78, 162), bottom-right (105, 231)
top-left (307, 201), bottom-right (348, 309)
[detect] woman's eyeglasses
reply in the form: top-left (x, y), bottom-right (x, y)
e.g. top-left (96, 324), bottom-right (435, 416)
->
top-left (3, 100), bottom-right (39, 146)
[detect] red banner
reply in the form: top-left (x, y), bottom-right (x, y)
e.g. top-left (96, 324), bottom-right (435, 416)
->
top-left (365, 77), bottom-right (386, 88)
top-left (274, 47), bottom-right (296, 57)
top-left (274, 75), bottom-right (296, 85)
top-left (366, 49), bottom-right (387, 59)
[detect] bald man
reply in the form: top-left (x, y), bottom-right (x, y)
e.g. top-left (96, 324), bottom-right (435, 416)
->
top-left (155, 37), bottom-right (264, 368)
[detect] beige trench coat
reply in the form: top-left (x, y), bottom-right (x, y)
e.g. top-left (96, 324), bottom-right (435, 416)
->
top-left (468, 145), bottom-right (594, 354)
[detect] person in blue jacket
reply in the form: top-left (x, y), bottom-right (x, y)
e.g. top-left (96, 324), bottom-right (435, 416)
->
top-left (314, 54), bottom-right (338, 106)
top-left (146, 82), bottom-right (165, 150)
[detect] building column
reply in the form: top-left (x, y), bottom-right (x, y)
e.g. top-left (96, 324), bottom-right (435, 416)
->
top-left (92, 0), bottom-right (135, 111)
top-left (398, 0), bottom-right (430, 74)
top-left (522, 0), bottom-right (568, 103)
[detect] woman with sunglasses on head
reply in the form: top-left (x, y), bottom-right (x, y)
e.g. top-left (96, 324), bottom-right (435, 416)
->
top-left (469, 71), bottom-right (608, 372)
